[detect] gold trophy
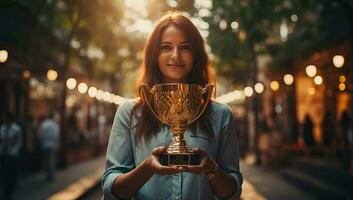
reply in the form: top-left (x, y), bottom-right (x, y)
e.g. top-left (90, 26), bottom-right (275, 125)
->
top-left (140, 83), bottom-right (214, 166)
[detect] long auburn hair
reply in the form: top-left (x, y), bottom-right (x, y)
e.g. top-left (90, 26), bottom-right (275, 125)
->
top-left (132, 11), bottom-right (216, 143)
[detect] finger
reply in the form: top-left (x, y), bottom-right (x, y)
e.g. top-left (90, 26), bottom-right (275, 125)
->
top-left (151, 161), bottom-right (178, 174)
top-left (152, 146), bottom-right (167, 155)
top-left (176, 166), bottom-right (188, 170)
top-left (159, 166), bottom-right (181, 174)
top-left (192, 148), bottom-right (207, 156)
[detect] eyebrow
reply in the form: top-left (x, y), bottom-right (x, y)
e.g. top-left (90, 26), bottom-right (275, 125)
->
top-left (161, 41), bottom-right (190, 45)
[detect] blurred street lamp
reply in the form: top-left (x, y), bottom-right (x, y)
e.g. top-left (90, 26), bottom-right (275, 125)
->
top-left (338, 83), bottom-right (346, 91)
top-left (254, 83), bottom-right (264, 94)
top-left (22, 70), bottom-right (31, 79)
top-left (78, 82), bottom-right (88, 94)
top-left (88, 87), bottom-right (98, 97)
top-left (305, 65), bottom-right (317, 77)
top-left (314, 75), bottom-right (323, 85)
top-left (66, 78), bottom-right (77, 90)
top-left (270, 81), bottom-right (280, 91)
top-left (339, 75), bottom-right (346, 83)
top-left (283, 74), bottom-right (294, 85)
top-left (0, 50), bottom-right (8, 63)
top-left (333, 55), bottom-right (344, 68)
top-left (47, 69), bottom-right (58, 81)
top-left (244, 86), bottom-right (253, 97)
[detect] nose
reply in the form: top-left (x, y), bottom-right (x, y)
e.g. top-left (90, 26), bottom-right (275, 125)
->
top-left (171, 46), bottom-right (180, 60)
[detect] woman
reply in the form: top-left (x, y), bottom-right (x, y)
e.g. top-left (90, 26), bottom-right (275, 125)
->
top-left (102, 11), bottom-right (243, 200)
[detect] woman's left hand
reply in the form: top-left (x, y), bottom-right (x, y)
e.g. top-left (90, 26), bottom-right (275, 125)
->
top-left (183, 148), bottom-right (218, 175)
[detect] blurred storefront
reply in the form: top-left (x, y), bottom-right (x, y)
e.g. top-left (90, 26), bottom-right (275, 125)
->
top-left (295, 43), bottom-right (352, 145)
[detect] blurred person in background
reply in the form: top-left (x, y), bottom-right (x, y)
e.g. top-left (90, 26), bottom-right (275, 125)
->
top-left (39, 112), bottom-right (60, 181)
top-left (321, 111), bottom-right (335, 157)
top-left (0, 112), bottom-right (23, 200)
top-left (337, 110), bottom-right (350, 171)
top-left (303, 114), bottom-right (315, 155)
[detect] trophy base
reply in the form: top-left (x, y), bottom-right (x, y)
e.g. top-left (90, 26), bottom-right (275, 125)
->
top-left (159, 152), bottom-right (199, 166)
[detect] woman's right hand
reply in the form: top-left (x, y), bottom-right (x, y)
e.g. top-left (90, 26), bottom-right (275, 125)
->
top-left (147, 146), bottom-right (184, 175)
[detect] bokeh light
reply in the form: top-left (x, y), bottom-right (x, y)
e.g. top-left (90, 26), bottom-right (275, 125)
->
top-left (78, 82), bottom-right (88, 94)
top-left (270, 81), bottom-right (280, 91)
top-left (314, 76), bottom-right (323, 85)
top-left (305, 65), bottom-right (317, 77)
top-left (333, 55), bottom-right (344, 68)
top-left (307, 87), bottom-right (315, 95)
top-left (88, 87), bottom-right (98, 97)
top-left (338, 83), bottom-right (345, 91)
top-left (254, 83), bottom-right (264, 94)
top-left (244, 86), bottom-right (254, 97)
top-left (0, 50), bottom-right (8, 63)
top-left (47, 69), bottom-right (58, 81)
top-left (283, 74), bottom-right (294, 85)
top-left (66, 78), bottom-right (77, 90)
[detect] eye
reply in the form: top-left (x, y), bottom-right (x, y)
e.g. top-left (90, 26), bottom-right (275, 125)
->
top-left (180, 44), bottom-right (192, 50)
top-left (160, 44), bottom-right (172, 50)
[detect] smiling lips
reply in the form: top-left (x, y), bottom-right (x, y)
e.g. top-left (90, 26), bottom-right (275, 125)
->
top-left (167, 63), bottom-right (185, 67)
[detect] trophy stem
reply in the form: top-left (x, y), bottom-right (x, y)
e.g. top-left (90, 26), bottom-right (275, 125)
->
top-left (166, 125), bottom-right (192, 153)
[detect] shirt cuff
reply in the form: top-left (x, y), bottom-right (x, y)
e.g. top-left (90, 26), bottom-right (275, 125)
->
top-left (223, 172), bottom-right (243, 200)
top-left (102, 173), bottom-right (123, 200)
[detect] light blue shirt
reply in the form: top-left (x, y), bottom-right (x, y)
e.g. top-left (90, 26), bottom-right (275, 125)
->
top-left (39, 119), bottom-right (60, 149)
top-left (102, 100), bottom-right (243, 200)
top-left (0, 122), bottom-right (23, 157)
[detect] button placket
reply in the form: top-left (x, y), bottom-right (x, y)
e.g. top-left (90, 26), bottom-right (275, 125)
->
top-left (172, 172), bottom-right (182, 200)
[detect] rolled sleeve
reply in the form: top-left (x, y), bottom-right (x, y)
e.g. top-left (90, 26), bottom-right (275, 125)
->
top-left (101, 101), bottom-right (136, 200)
top-left (217, 106), bottom-right (243, 199)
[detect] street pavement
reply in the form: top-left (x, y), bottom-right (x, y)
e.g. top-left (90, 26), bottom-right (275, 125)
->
top-left (12, 156), bottom-right (105, 200)
top-left (240, 160), bottom-right (314, 200)
top-left (11, 155), bottom-right (314, 200)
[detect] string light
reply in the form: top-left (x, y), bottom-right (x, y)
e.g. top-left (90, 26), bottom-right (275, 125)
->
top-left (66, 78), bottom-right (77, 90)
top-left (0, 50), bottom-right (8, 63)
top-left (338, 83), bottom-right (345, 91)
top-left (244, 86), bottom-right (254, 97)
top-left (254, 83), bottom-right (264, 94)
top-left (333, 55), bottom-right (344, 68)
top-left (314, 76), bottom-right (323, 85)
top-left (339, 75), bottom-right (346, 83)
top-left (305, 65), bottom-right (317, 77)
top-left (270, 81), bottom-right (279, 91)
top-left (88, 87), bottom-right (98, 97)
top-left (283, 74), bottom-right (294, 85)
top-left (47, 69), bottom-right (58, 81)
top-left (78, 82), bottom-right (88, 94)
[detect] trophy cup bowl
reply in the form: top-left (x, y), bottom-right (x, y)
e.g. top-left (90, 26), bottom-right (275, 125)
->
top-left (140, 83), bottom-right (214, 166)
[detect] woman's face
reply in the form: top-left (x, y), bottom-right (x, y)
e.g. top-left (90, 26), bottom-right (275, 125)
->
top-left (158, 25), bottom-right (193, 83)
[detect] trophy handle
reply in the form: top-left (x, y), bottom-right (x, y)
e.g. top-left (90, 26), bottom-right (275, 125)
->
top-left (189, 84), bottom-right (214, 124)
top-left (140, 84), bottom-right (164, 123)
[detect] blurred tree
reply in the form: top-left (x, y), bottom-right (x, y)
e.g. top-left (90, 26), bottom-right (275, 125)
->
top-left (269, 0), bottom-right (353, 72)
